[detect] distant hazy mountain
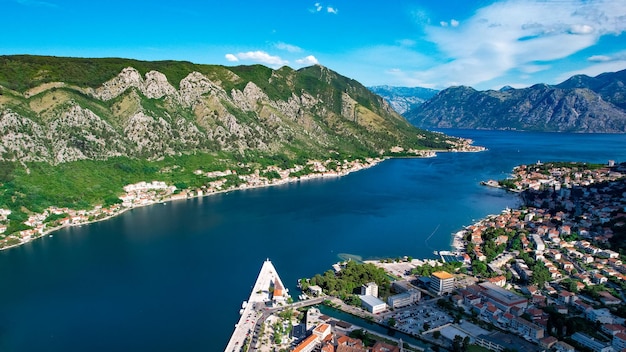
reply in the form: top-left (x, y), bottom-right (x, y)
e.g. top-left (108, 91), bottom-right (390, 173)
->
top-left (405, 69), bottom-right (626, 133)
top-left (368, 85), bottom-right (439, 115)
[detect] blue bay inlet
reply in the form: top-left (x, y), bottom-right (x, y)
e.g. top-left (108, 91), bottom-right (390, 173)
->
top-left (0, 130), bottom-right (625, 351)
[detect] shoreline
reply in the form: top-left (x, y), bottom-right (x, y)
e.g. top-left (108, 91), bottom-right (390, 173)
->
top-left (0, 157), bottom-right (387, 252)
top-left (0, 144), bottom-right (486, 252)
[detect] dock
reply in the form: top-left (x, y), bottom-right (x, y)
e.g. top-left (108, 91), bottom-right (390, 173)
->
top-left (224, 259), bottom-right (289, 352)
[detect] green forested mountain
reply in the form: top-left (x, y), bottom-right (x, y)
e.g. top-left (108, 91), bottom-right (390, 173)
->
top-left (0, 55), bottom-right (469, 233)
top-left (0, 55), bottom-right (459, 163)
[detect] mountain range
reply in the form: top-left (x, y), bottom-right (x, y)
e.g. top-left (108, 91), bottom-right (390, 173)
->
top-left (0, 55), bottom-right (461, 165)
top-left (367, 85), bottom-right (439, 115)
top-left (404, 69), bottom-right (626, 132)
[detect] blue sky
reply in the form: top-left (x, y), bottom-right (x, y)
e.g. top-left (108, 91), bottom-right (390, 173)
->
top-left (2, 0), bottom-right (626, 90)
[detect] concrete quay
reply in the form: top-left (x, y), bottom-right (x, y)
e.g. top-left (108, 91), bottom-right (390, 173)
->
top-left (224, 259), bottom-right (287, 352)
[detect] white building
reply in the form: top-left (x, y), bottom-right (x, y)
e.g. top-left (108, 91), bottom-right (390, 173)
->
top-left (387, 290), bottom-right (420, 309)
top-left (531, 234), bottom-right (545, 252)
top-left (361, 282), bottom-right (379, 297)
top-left (360, 295), bottom-right (387, 314)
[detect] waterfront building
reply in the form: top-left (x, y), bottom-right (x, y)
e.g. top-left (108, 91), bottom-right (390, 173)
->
top-left (361, 282), bottom-right (379, 297)
top-left (430, 271), bottom-right (454, 295)
top-left (387, 290), bottom-right (420, 309)
top-left (359, 295), bottom-right (387, 314)
top-left (308, 285), bottom-right (323, 296)
top-left (571, 332), bottom-right (613, 352)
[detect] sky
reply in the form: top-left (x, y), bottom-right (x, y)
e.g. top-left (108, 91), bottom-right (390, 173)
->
top-left (2, 0), bottom-right (626, 90)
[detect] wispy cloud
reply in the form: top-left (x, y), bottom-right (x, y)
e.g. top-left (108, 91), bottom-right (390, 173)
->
top-left (310, 2), bottom-right (338, 14)
top-left (275, 42), bottom-right (303, 53)
top-left (224, 51), bottom-right (288, 67)
top-left (406, 0), bottom-right (626, 88)
top-left (588, 51), bottom-right (626, 63)
top-left (295, 55), bottom-right (319, 65)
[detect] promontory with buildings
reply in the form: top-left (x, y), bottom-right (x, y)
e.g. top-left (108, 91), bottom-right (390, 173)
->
top-left (228, 160), bottom-right (626, 352)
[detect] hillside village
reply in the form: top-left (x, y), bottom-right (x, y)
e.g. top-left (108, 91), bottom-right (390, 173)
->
top-left (0, 158), bottom-right (385, 250)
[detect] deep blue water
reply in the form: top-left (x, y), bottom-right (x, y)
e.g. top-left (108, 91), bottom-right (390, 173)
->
top-left (0, 130), bottom-right (625, 351)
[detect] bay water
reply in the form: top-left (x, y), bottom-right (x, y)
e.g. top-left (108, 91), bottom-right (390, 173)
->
top-left (0, 130), bottom-right (625, 351)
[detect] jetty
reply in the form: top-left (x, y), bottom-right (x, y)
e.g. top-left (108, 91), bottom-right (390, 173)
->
top-left (224, 259), bottom-right (289, 352)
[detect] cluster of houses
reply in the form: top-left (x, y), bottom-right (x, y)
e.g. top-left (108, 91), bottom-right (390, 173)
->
top-left (506, 160), bottom-right (624, 192)
top-left (461, 160), bottom-right (626, 295)
top-left (292, 321), bottom-right (404, 352)
top-left (192, 158), bottom-right (382, 197)
top-left (0, 158), bottom-right (384, 251)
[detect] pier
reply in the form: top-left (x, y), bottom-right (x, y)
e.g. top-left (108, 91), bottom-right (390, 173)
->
top-left (224, 259), bottom-right (289, 352)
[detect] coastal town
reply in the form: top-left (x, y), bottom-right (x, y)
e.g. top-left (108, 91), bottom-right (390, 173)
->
top-left (226, 160), bottom-right (626, 352)
top-left (2, 152), bottom-right (625, 352)
top-left (0, 157), bottom-right (387, 250)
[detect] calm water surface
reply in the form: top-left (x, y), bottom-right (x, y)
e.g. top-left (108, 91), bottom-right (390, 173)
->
top-left (0, 130), bottom-right (625, 351)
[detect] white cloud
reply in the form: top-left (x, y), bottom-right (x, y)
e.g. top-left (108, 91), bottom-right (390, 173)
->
top-left (310, 2), bottom-right (337, 14)
top-left (440, 19), bottom-right (459, 28)
top-left (412, 0), bottom-right (626, 88)
top-left (225, 54), bottom-right (239, 62)
top-left (275, 42), bottom-right (303, 53)
top-left (569, 24), bottom-right (594, 34)
top-left (295, 55), bottom-right (319, 65)
top-left (587, 51), bottom-right (626, 63)
top-left (588, 55), bottom-right (612, 62)
top-left (225, 51), bottom-right (288, 67)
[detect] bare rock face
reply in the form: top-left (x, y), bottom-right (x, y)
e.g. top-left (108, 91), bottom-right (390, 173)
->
top-left (124, 112), bottom-right (175, 156)
top-left (47, 105), bottom-right (127, 163)
top-left (96, 67), bottom-right (144, 101)
top-left (0, 110), bottom-right (50, 162)
top-left (231, 82), bottom-right (271, 112)
top-left (179, 72), bottom-right (228, 107)
top-left (95, 68), bottom-right (177, 101)
top-left (143, 71), bottom-right (177, 99)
